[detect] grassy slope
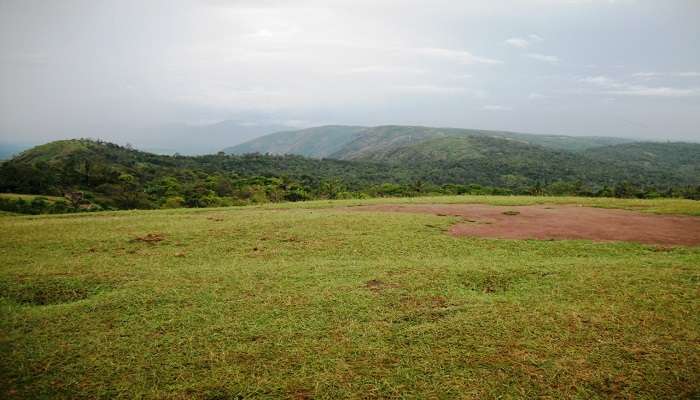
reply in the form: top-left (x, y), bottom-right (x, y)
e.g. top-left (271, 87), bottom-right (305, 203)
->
top-left (1, 196), bottom-right (699, 399)
top-left (0, 210), bottom-right (21, 217)
top-left (0, 193), bottom-right (65, 202)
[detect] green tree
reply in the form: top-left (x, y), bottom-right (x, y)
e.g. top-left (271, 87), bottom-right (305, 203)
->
top-left (320, 178), bottom-right (345, 199)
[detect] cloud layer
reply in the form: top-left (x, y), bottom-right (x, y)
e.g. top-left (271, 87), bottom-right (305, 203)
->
top-left (1, 0), bottom-right (699, 148)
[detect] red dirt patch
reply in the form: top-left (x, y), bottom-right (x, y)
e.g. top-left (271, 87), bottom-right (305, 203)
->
top-left (350, 204), bottom-right (700, 246)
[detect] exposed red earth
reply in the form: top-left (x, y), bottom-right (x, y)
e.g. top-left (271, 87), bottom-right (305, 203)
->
top-left (349, 204), bottom-right (700, 246)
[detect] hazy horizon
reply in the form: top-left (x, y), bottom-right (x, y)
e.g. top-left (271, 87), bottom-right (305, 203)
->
top-left (1, 0), bottom-right (699, 152)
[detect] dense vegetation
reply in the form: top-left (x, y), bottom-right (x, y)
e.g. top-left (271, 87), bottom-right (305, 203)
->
top-left (0, 194), bottom-right (76, 215)
top-left (583, 142), bottom-right (700, 183)
top-left (0, 137), bottom-right (698, 214)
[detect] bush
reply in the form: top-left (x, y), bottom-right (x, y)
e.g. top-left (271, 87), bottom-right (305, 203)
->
top-left (162, 196), bottom-right (185, 209)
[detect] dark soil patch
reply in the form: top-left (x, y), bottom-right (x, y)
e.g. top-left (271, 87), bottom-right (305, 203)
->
top-left (365, 279), bottom-right (384, 291)
top-left (349, 204), bottom-right (700, 246)
top-left (0, 276), bottom-right (115, 306)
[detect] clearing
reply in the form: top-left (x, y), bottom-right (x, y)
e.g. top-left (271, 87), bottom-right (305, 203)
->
top-left (1, 196), bottom-right (699, 399)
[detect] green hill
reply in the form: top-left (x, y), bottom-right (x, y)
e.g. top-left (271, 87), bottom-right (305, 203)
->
top-left (584, 142), bottom-right (700, 179)
top-left (337, 135), bottom-right (604, 185)
top-left (339, 133), bottom-right (568, 163)
top-left (379, 136), bottom-right (490, 163)
top-left (225, 125), bottom-right (634, 159)
top-left (370, 136), bottom-right (638, 189)
top-left (225, 125), bottom-right (699, 188)
top-left (11, 139), bottom-right (94, 164)
top-left (571, 142), bottom-right (700, 190)
top-left (0, 139), bottom-right (416, 210)
top-left (1, 138), bottom-right (698, 213)
top-left (329, 126), bottom-right (454, 160)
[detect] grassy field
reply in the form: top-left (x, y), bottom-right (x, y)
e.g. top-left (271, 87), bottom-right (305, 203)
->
top-left (1, 196), bottom-right (699, 399)
top-left (0, 193), bottom-right (65, 202)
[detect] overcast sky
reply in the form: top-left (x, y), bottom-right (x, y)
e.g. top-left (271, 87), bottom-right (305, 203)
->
top-left (1, 0), bottom-right (699, 149)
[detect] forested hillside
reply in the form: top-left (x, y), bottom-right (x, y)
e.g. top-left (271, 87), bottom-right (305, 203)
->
top-left (583, 142), bottom-right (700, 185)
top-left (225, 124), bottom-right (699, 188)
top-left (0, 138), bottom-right (698, 214)
top-left (0, 139), bottom-right (410, 211)
top-left (225, 125), bottom-right (634, 157)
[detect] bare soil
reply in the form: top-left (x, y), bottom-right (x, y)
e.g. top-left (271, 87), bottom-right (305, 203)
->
top-left (364, 279), bottom-right (399, 292)
top-left (350, 204), bottom-right (700, 246)
top-left (132, 233), bottom-right (165, 244)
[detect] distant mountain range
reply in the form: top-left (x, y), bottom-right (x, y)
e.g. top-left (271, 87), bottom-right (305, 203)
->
top-left (223, 125), bottom-right (635, 158)
top-left (2, 126), bottom-right (698, 209)
top-left (223, 125), bottom-right (700, 186)
top-left (1, 132), bottom-right (698, 212)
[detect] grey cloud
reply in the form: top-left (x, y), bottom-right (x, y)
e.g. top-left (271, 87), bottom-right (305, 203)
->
top-left (505, 34), bottom-right (543, 48)
top-left (505, 38), bottom-right (531, 48)
top-left (1, 0), bottom-right (699, 149)
top-left (582, 76), bottom-right (699, 97)
top-left (526, 53), bottom-right (560, 64)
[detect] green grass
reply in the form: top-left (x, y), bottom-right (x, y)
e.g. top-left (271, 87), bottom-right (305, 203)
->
top-left (0, 193), bottom-right (65, 203)
top-left (1, 196), bottom-right (699, 399)
top-left (235, 195), bottom-right (700, 216)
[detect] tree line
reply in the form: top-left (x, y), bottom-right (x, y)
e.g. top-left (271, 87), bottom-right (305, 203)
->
top-left (0, 139), bottom-right (697, 214)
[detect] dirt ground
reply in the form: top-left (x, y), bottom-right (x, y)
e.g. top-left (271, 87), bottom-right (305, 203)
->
top-left (349, 204), bottom-right (700, 246)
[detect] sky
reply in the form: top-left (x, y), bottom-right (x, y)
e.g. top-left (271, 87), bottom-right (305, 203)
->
top-left (1, 0), bottom-right (699, 152)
